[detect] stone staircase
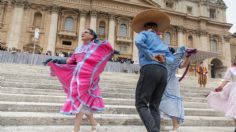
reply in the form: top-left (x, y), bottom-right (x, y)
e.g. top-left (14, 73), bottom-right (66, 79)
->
top-left (0, 63), bottom-right (235, 132)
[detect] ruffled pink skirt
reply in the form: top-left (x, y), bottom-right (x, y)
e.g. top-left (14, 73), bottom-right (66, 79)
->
top-left (207, 82), bottom-right (236, 119)
top-left (48, 41), bottom-right (113, 115)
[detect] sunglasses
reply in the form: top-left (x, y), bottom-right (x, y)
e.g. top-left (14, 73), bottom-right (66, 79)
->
top-left (83, 31), bottom-right (91, 34)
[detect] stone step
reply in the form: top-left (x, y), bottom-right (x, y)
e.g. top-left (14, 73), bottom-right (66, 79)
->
top-left (0, 112), bottom-right (143, 126)
top-left (1, 126), bottom-right (235, 132)
top-left (0, 72), bottom-right (139, 80)
top-left (0, 70), bottom-right (221, 86)
top-left (1, 81), bottom-right (213, 94)
top-left (1, 75), bottom-right (138, 84)
top-left (0, 63), bottom-right (229, 130)
top-left (0, 75), bottom-right (220, 90)
top-left (0, 63), bottom-right (223, 80)
top-left (0, 86), bottom-right (210, 98)
top-left (0, 125), bottom-right (147, 132)
top-left (0, 89), bottom-right (208, 103)
top-left (0, 112), bottom-right (234, 127)
top-left (1, 72), bottom-right (220, 84)
top-left (0, 101), bottom-right (223, 117)
top-left (0, 92), bottom-right (208, 105)
top-left (0, 93), bottom-right (209, 109)
top-left (1, 81), bottom-right (135, 90)
top-left (0, 93), bottom-right (134, 106)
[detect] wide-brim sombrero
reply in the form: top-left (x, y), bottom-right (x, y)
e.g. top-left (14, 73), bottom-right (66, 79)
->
top-left (132, 9), bottom-right (170, 33)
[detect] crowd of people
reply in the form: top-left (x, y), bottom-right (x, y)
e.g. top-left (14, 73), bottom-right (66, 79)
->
top-left (0, 42), bottom-right (7, 51)
top-left (109, 57), bottom-right (134, 64)
top-left (39, 9), bottom-right (236, 132)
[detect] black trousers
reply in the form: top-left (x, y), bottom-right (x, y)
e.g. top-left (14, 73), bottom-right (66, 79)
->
top-left (135, 64), bottom-right (167, 132)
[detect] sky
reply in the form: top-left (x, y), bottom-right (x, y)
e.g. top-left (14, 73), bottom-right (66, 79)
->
top-left (224, 0), bottom-right (236, 33)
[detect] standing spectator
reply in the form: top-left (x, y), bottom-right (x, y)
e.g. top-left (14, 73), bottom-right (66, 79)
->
top-left (46, 51), bottom-right (52, 56)
top-left (197, 61), bottom-right (208, 87)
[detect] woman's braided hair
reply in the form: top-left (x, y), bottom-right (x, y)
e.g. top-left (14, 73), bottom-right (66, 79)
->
top-left (87, 28), bottom-right (98, 41)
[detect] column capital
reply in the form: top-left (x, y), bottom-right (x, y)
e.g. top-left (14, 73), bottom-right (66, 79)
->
top-left (1, 0), bottom-right (9, 5)
top-left (79, 10), bottom-right (88, 17)
top-left (90, 10), bottom-right (97, 17)
top-left (197, 30), bottom-right (208, 36)
top-left (223, 35), bottom-right (231, 42)
top-left (98, 13), bottom-right (109, 19)
top-left (11, 0), bottom-right (28, 8)
top-left (49, 5), bottom-right (61, 13)
top-left (176, 26), bottom-right (185, 32)
top-left (108, 13), bottom-right (116, 20)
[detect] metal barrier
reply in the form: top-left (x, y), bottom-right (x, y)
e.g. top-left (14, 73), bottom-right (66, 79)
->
top-left (0, 51), bottom-right (140, 73)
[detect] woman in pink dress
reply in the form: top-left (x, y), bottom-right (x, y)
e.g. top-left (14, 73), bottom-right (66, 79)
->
top-left (207, 56), bottom-right (236, 132)
top-left (46, 28), bottom-right (114, 132)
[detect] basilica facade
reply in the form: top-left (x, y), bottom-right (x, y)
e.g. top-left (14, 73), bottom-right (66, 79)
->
top-left (0, 0), bottom-right (233, 78)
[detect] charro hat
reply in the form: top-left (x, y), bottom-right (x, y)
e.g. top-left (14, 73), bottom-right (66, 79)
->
top-left (132, 9), bottom-right (170, 33)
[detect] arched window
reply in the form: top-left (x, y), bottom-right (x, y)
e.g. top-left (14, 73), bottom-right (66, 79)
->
top-left (98, 21), bottom-right (106, 40)
top-left (64, 17), bottom-right (74, 31)
top-left (187, 35), bottom-right (193, 48)
top-left (164, 32), bottom-right (171, 45)
top-left (119, 24), bottom-right (127, 37)
top-left (211, 39), bottom-right (218, 52)
top-left (33, 12), bottom-right (42, 27)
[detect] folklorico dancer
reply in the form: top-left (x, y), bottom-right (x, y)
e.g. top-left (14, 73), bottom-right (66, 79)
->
top-left (45, 28), bottom-right (114, 132)
top-left (160, 47), bottom-right (197, 132)
top-left (132, 9), bottom-right (175, 132)
top-left (207, 56), bottom-right (236, 132)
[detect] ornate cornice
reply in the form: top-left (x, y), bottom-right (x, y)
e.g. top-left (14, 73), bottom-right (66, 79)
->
top-left (49, 5), bottom-right (61, 13)
top-left (90, 10), bottom-right (97, 17)
top-left (79, 10), bottom-right (88, 17)
top-left (11, 0), bottom-right (27, 7)
top-left (108, 13), bottom-right (117, 20)
top-left (98, 13), bottom-right (109, 19)
top-left (197, 30), bottom-right (208, 36)
top-left (176, 26), bottom-right (186, 33)
top-left (223, 35), bottom-right (231, 42)
top-left (29, 4), bottom-right (49, 11)
top-left (0, 0), bottom-right (8, 5)
top-left (200, 0), bottom-right (226, 9)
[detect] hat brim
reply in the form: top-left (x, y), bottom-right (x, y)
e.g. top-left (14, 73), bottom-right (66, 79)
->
top-left (132, 9), bottom-right (170, 33)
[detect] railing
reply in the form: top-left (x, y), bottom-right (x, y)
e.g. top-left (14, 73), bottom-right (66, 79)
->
top-left (0, 51), bottom-right (140, 73)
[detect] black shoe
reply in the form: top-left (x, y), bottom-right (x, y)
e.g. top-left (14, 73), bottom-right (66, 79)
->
top-left (42, 58), bottom-right (53, 66)
top-left (234, 128), bottom-right (236, 132)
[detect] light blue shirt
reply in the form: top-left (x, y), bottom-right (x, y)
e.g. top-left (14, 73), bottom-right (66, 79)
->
top-left (135, 30), bottom-right (174, 67)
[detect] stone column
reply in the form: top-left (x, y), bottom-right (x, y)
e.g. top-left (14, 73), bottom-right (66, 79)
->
top-left (199, 31), bottom-right (210, 77)
top-left (108, 14), bottom-right (116, 48)
top-left (89, 11), bottom-right (97, 32)
top-left (0, 3), bottom-right (5, 26)
top-left (177, 26), bottom-right (186, 74)
top-left (177, 26), bottom-right (185, 47)
top-left (132, 32), bottom-right (139, 64)
top-left (199, 31), bottom-right (208, 51)
top-left (222, 9), bottom-right (226, 23)
top-left (47, 6), bottom-right (59, 55)
top-left (199, 3), bottom-right (207, 17)
top-left (78, 11), bottom-right (87, 46)
top-left (7, 1), bottom-right (25, 49)
top-left (223, 36), bottom-right (232, 68)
